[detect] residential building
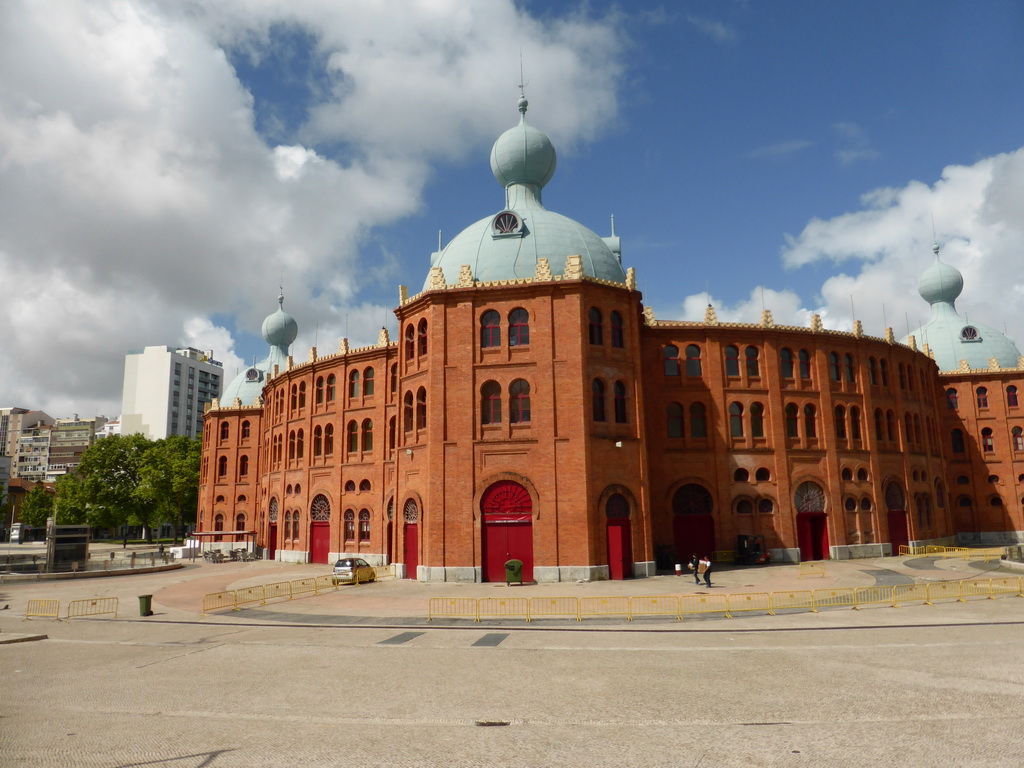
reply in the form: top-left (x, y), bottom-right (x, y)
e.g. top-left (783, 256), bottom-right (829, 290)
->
top-left (121, 346), bottom-right (223, 439)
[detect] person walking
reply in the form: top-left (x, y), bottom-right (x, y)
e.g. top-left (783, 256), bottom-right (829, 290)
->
top-left (699, 555), bottom-right (713, 587)
top-left (688, 553), bottom-right (701, 585)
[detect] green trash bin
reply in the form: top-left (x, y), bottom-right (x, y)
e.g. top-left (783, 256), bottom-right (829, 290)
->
top-left (138, 595), bottom-right (153, 617)
top-left (504, 559), bottom-right (524, 586)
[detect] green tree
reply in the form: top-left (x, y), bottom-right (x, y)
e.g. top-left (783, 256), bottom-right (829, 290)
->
top-left (139, 435), bottom-right (201, 543)
top-left (74, 433), bottom-right (155, 537)
top-left (53, 473), bottom-right (90, 525)
top-left (19, 486), bottom-right (54, 529)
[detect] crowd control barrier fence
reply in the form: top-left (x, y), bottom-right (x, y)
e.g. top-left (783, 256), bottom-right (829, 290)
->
top-left (66, 597), bottom-right (118, 621)
top-left (23, 599), bottom-right (60, 621)
top-left (898, 545), bottom-right (1007, 561)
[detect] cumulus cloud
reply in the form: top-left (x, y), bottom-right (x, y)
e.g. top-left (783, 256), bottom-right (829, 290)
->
top-left (675, 287), bottom-right (819, 329)
top-left (0, 0), bottom-right (624, 418)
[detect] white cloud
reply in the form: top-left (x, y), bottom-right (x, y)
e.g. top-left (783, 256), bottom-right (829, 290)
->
top-left (0, 0), bottom-right (624, 419)
top-left (686, 14), bottom-right (738, 43)
top-left (747, 139), bottom-right (813, 159)
top-left (833, 120), bottom-right (879, 165)
top-left (674, 287), bottom-right (819, 329)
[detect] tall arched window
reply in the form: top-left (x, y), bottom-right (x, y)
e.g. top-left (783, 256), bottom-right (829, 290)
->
top-left (362, 419), bottom-right (373, 452)
top-left (296, 429), bottom-right (304, 458)
top-left (724, 345), bottom-right (740, 377)
top-left (417, 319), bottom-right (428, 355)
top-left (613, 381), bottom-right (627, 423)
top-left (315, 376), bottom-right (324, 404)
top-left (298, 382), bottom-right (306, 408)
top-left (746, 346), bottom-right (760, 377)
top-left (404, 325), bottom-right (415, 359)
top-left (898, 362), bottom-right (907, 389)
top-left (344, 510), bottom-right (355, 541)
top-left (667, 403), bottom-right (684, 438)
top-left (1008, 385), bottom-right (1019, 407)
top-left (390, 363), bottom-right (397, 395)
top-left (241, 421), bottom-right (250, 439)
top-left (610, 311), bottom-right (624, 348)
top-left (218, 455), bottom-right (228, 477)
top-left (804, 404), bottom-right (817, 438)
top-left (239, 454), bottom-right (249, 477)
top-left (850, 406), bottom-right (862, 441)
top-left (663, 345), bottom-right (680, 376)
top-left (348, 370), bottom-right (360, 398)
top-left (326, 374), bottom-right (336, 402)
top-left (798, 349), bottom-right (811, 379)
top-left (886, 410), bottom-right (896, 442)
top-left (873, 409), bottom-right (883, 441)
top-left (481, 381), bottom-right (502, 425)
top-left (481, 310), bottom-right (501, 348)
top-left (750, 402), bottom-right (765, 438)
top-left (313, 426), bottom-right (322, 457)
top-left (416, 387), bottom-right (427, 429)
top-left (310, 494), bottom-right (330, 522)
top-left (904, 413), bottom-right (913, 446)
top-left (588, 307), bottom-right (603, 345)
top-left (592, 379), bottom-right (606, 422)
top-left (785, 404), bottom-right (799, 438)
top-left (834, 405), bottom-right (847, 439)
top-left (324, 424), bottom-right (334, 456)
top-left (359, 509), bottom-right (371, 541)
top-left (1013, 426), bottom-right (1024, 451)
top-left (976, 387), bottom-right (989, 408)
top-left (219, 421), bottom-right (229, 441)
top-left (879, 359), bottom-right (889, 386)
top-left (844, 354), bottom-right (855, 383)
top-left (689, 402), bottom-right (708, 438)
top-left (288, 431), bottom-right (296, 460)
top-left (291, 511), bottom-right (299, 541)
top-left (946, 388), bottom-right (958, 409)
top-left (509, 308), bottom-right (530, 346)
top-left (283, 512), bottom-right (290, 540)
top-left (981, 427), bottom-right (994, 453)
top-left (868, 357), bottom-right (877, 385)
top-left (347, 421), bottom-right (358, 453)
top-left (510, 379), bottom-right (531, 423)
top-left (780, 348), bottom-right (794, 378)
top-left (388, 416), bottom-right (396, 455)
top-left (685, 345), bottom-right (702, 376)
top-left (363, 368), bottom-right (375, 396)
top-left (951, 429), bottom-right (965, 454)
top-left (828, 352), bottom-right (840, 381)
top-left (235, 512), bottom-right (245, 531)
top-left (403, 392), bottom-right (414, 432)
top-left (729, 402), bottom-right (744, 437)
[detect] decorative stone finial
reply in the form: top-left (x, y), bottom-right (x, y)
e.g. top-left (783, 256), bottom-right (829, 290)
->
top-left (989, 357), bottom-right (1000, 371)
top-left (1018, 355), bottom-right (1024, 370)
top-left (338, 338), bottom-right (349, 354)
top-left (309, 347), bottom-right (318, 362)
top-left (564, 254), bottom-right (584, 280)
top-left (286, 355), bottom-right (294, 369)
top-left (377, 327), bottom-right (390, 347)
top-left (428, 266), bottom-right (446, 290)
top-left (958, 359), bottom-right (970, 372)
top-left (626, 267), bottom-right (637, 291)
top-left (884, 327), bottom-right (895, 343)
top-left (643, 306), bottom-right (657, 326)
top-left (704, 304), bottom-right (719, 325)
top-left (907, 335), bottom-right (917, 352)
top-left (810, 314), bottom-right (823, 332)
top-left (852, 320), bottom-right (863, 338)
top-left (922, 343), bottom-right (932, 359)
top-left (398, 285), bottom-right (409, 304)
top-left (534, 258), bottom-right (553, 282)
top-left (207, 399), bottom-right (218, 411)
top-left (760, 309), bottom-right (774, 328)
top-left (457, 264), bottom-right (474, 287)
top-left (232, 397), bottom-right (242, 408)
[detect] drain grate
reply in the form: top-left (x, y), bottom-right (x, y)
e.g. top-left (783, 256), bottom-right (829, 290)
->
top-left (475, 721), bottom-right (511, 727)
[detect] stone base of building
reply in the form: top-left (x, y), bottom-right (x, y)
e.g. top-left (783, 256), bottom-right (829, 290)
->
top-left (831, 543), bottom-right (891, 559)
top-left (277, 550), bottom-right (309, 564)
top-left (330, 552), bottom-right (387, 566)
top-left (770, 548), bottom-right (801, 564)
top-left (957, 530), bottom-right (1024, 546)
top-left (633, 560), bottom-right (656, 578)
top-left (417, 566), bottom-right (482, 582)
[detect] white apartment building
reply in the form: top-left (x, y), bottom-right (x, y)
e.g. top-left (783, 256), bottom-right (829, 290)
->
top-left (121, 346), bottom-right (223, 439)
top-left (45, 415), bottom-right (107, 481)
top-left (0, 407), bottom-right (54, 458)
top-left (14, 421), bottom-right (52, 482)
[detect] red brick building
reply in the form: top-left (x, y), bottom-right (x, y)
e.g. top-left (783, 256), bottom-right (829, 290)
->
top-left (198, 100), bottom-right (1024, 580)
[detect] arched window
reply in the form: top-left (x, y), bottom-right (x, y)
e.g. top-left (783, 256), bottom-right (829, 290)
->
top-left (828, 352), bottom-right (840, 381)
top-left (481, 381), bottom-right (502, 425)
top-left (404, 498), bottom-right (419, 524)
top-left (1007, 385), bottom-right (1019, 407)
top-left (981, 427), bottom-right (994, 453)
top-left (290, 384), bottom-right (298, 411)
top-left (417, 319), bottom-right (428, 355)
top-left (689, 402), bottom-right (707, 438)
top-left (886, 410), bottom-right (896, 442)
top-left (736, 499), bottom-right (754, 515)
top-left (326, 374), bottom-right (336, 402)
top-left (834, 405), bottom-right (847, 439)
top-left (841, 467), bottom-right (853, 481)
top-left (390, 364), bottom-right (397, 395)
top-left (734, 468), bottom-right (749, 482)
top-left (315, 377), bottom-right (324, 404)
top-left (283, 511), bottom-right (290, 540)
top-left (780, 348), bottom-right (794, 378)
top-left (729, 402), bottom-right (744, 437)
top-left (298, 382), bottom-right (306, 408)
top-left (898, 362), bottom-right (907, 389)
top-left (785, 404), bottom-right (799, 438)
top-left (235, 513), bottom-right (245, 531)
top-left (324, 424), bottom-right (334, 456)
top-left (296, 429), bottom-right (304, 459)
top-left (610, 311), bottom-right (624, 348)
top-left (509, 308), bottom-right (530, 346)
top-left (345, 480), bottom-right (356, 492)
top-left (1013, 426), bottom-right (1024, 451)
top-left (685, 345), bottom-right (702, 376)
top-left (663, 345), bottom-right (680, 376)
top-left (359, 479), bottom-right (371, 491)
top-left (850, 406), bottom-right (862, 441)
top-left (951, 429), bottom-right (965, 454)
top-left (667, 403), bottom-right (684, 438)
top-left (746, 346), bottom-right (760, 377)
top-left (606, 493), bottom-right (630, 518)
top-left (219, 421), bottom-right (229, 441)
top-left (755, 467), bottom-right (771, 482)
top-left (879, 359), bottom-right (889, 386)
top-left (798, 349), bottom-right (811, 380)
top-left (481, 310), bottom-right (501, 348)
top-left (404, 325), bottom-right (415, 360)
top-left (874, 409), bottom-right (884, 441)
top-left (613, 381), bottom-right (627, 424)
top-left (592, 379), bottom-right (606, 422)
top-left (363, 368), bottom-right (375, 396)
top-left (885, 481), bottom-right (906, 511)
top-left (868, 357), bottom-right (878, 385)
top-left (388, 416), bottom-right (396, 455)
top-left (218, 455), bottom-right (228, 477)
top-left (313, 426), bottom-right (322, 457)
top-left (750, 402), bottom-right (765, 438)
top-left (510, 379), bottom-right (531, 423)
top-left (239, 454), bottom-right (249, 477)
top-left (913, 414), bottom-right (922, 445)
top-left (362, 419), bottom-right (373, 452)
top-left (904, 413), bottom-right (913, 446)
top-left (344, 510), bottom-right (355, 541)
top-left (241, 421), bottom-right (250, 439)
top-left (844, 354), bottom-right (855, 383)
top-left (403, 392), bottom-right (414, 432)
top-left (794, 481), bottom-right (826, 513)
top-left (758, 498), bottom-right (775, 515)
top-left (907, 365), bottom-right (915, 391)
top-left (359, 509), bottom-right (371, 541)
top-left (588, 307), bottom-right (603, 345)
top-left (724, 345), bottom-right (740, 377)
top-left (976, 387), bottom-right (989, 409)
top-left (672, 484), bottom-right (713, 515)
top-left (347, 421), bottom-right (358, 454)
top-left (349, 370), bottom-right (360, 398)
top-left (804, 404), bottom-right (817, 438)
top-left (416, 387), bottom-right (427, 429)
top-left (288, 431), bottom-right (296, 460)
top-left (310, 495), bottom-right (330, 522)
top-left (291, 511), bottom-right (299, 541)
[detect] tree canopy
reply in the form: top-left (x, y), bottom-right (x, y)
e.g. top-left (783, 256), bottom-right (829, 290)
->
top-left (19, 486), bottom-right (54, 529)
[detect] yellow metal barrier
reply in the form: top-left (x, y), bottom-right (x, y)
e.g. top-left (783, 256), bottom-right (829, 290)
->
top-left (960, 579), bottom-right (993, 601)
top-left (372, 565), bottom-right (393, 580)
top-left (925, 545), bottom-right (945, 554)
top-left (892, 584), bottom-right (929, 607)
top-left (291, 577), bottom-right (318, 597)
top-left (263, 580), bottom-right (292, 602)
top-left (679, 593), bottom-right (729, 618)
top-left (23, 599), bottom-right (60, 621)
top-left (528, 597), bottom-right (581, 621)
top-left (811, 588), bottom-right (854, 611)
top-left (768, 590), bottom-right (814, 615)
top-left (427, 597), bottom-right (479, 622)
top-left (579, 596), bottom-right (631, 620)
top-left (799, 562), bottom-right (826, 578)
top-left (234, 585), bottom-right (265, 608)
top-left (925, 581), bottom-right (962, 605)
top-left (630, 595), bottom-right (680, 620)
top-left (899, 545), bottom-right (931, 556)
top-left (988, 576), bottom-right (1022, 597)
top-left (66, 597), bottom-right (118, 621)
top-left (314, 574), bottom-right (336, 592)
top-left (201, 590), bottom-right (237, 615)
top-left (853, 585), bottom-right (895, 609)
top-left (712, 550), bottom-right (735, 563)
top-left (727, 592), bottom-right (771, 617)
top-left (478, 597), bottom-right (528, 621)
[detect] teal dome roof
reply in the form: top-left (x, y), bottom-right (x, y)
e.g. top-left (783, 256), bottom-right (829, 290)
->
top-left (220, 293), bottom-right (295, 406)
top-left (903, 245), bottom-right (1020, 371)
top-left (425, 98), bottom-right (625, 289)
top-left (261, 293), bottom-right (298, 347)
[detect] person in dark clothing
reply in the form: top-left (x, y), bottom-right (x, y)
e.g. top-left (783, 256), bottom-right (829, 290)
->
top-left (699, 555), bottom-right (713, 587)
top-left (689, 554), bottom-right (701, 585)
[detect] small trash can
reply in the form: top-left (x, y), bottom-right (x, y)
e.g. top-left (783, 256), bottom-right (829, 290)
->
top-left (504, 559), bottom-right (524, 586)
top-left (138, 595), bottom-right (153, 617)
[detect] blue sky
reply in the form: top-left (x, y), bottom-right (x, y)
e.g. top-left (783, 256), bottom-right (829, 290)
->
top-left (2, 0), bottom-right (1023, 418)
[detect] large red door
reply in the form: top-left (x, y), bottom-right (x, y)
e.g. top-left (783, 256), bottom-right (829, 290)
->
top-left (887, 511), bottom-right (909, 554)
top-left (797, 513), bottom-right (829, 560)
top-left (266, 523), bottom-right (277, 561)
top-left (310, 522), bottom-right (330, 564)
top-left (404, 523), bottom-right (418, 579)
top-left (672, 514), bottom-right (715, 563)
top-left (607, 519), bottom-right (633, 580)
top-left (481, 481), bottom-right (534, 583)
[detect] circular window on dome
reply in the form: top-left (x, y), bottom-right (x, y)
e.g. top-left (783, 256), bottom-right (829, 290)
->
top-left (245, 367), bottom-right (260, 382)
top-left (492, 210), bottom-right (523, 237)
top-left (960, 326), bottom-right (981, 342)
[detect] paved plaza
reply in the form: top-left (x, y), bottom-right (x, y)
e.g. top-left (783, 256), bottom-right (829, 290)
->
top-left (2, 550), bottom-right (1024, 767)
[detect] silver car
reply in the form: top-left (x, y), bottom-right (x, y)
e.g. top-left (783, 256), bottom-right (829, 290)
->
top-left (332, 557), bottom-right (376, 585)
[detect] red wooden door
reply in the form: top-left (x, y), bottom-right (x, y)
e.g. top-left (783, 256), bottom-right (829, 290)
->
top-left (607, 519), bottom-right (632, 580)
top-left (310, 522), bottom-right (330, 564)
top-left (672, 514), bottom-right (715, 563)
top-left (267, 523), bottom-right (277, 561)
top-left (483, 520), bottom-right (534, 582)
top-left (403, 523), bottom-right (418, 579)
top-left (798, 513), bottom-right (829, 560)
top-left (887, 510), bottom-right (909, 554)
top-left (386, 521), bottom-right (393, 565)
